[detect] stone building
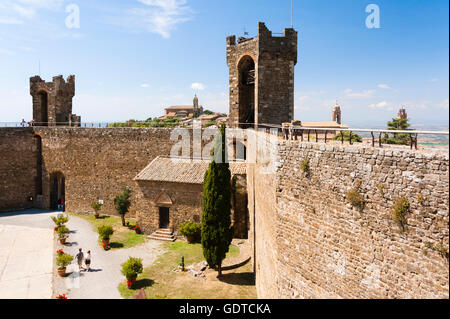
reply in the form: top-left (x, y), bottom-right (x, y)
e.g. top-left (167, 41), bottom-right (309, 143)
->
top-left (30, 75), bottom-right (81, 126)
top-left (227, 22), bottom-right (298, 128)
top-left (299, 102), bottom-right (348, 138)
top-left (134, 156), bottom-right (248, 240)
top-left (160, 95), bottom-right (204, 119)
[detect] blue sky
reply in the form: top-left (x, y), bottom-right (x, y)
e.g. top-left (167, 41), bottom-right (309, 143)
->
top-left (0, 0), bottom-right (448, 127)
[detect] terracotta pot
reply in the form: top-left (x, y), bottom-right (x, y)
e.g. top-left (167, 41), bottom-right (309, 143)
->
top-left (102, 239), bottom-right (110, 249)
top-left (57, 267), bottom-right (66, 277)
top-left (59, 237), bottom-right (67, 244)
top-left (127, 276), bottom-right (137, 288)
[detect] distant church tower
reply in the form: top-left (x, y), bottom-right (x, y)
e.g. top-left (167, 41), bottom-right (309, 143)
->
top-left (397, 107), bottom-right (407, 120)
top-left (332, 102), bottom-right (342, 124)
top-left (193, 94), bottom-right (199, 117)
top-left (226, 22), bottom-right (298, 128)
top-left (30, 75), bottom-right (81, 126)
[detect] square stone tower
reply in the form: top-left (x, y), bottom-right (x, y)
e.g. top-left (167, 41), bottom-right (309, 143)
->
top-left (30, 75), bottom-right (81, 126)
top-left (227, 22), bottom-right (298, 128)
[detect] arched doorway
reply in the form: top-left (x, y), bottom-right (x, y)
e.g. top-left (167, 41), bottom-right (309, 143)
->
top-left (38, 90), bottom-right (48, 126)
top-left (50, 172), bottom-right (65, 210)
top-left (238, 55), bottom-right (256, 129)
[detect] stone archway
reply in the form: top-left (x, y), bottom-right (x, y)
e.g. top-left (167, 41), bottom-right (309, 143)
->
top-left (50, 172), bottom-right (65, 210)
top-left (237, 55), bottom-right (256, 129)
top-left (37, 90), bottom-right (48, 126)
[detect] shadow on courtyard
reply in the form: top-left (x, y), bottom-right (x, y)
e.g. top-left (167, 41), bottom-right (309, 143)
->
top-left (218, 272), bottom-right (255, 286)
top-left (109, 242), bottom-right (124, 249)
top-left (134, 279), bottom-right (154, 290)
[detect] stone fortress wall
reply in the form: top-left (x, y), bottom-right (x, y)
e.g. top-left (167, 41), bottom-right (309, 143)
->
top-left (0, 127), bottom-right (448, 298)
top-left (0, 128), bottom-right (38, 212)
top-left (247, 131), bottom-right (449, 298)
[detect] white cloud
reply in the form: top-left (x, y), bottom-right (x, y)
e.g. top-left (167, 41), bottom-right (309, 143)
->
top-left (191, 82), bottom-right (205, 90)
top-left (343, 88), bottom-right (376, 99)
top-left (0, 0), bottom-right (63, 24)
top-left (140, 84), bottom-right (150, 88)
top-left (377, 84), bottom-right (390, 89)
top-left (123, 0), bottom-right (193, 38)
top-left (428, 78), bottom-right (439, 83)
top-left (439, 98), bottom-right (449, 109)
top-left (0, 17), bottom-right (24, 24)
top-left (369, 101), bottom-right (388, 109)
top-left (0, 48), bottom-right (14, 55)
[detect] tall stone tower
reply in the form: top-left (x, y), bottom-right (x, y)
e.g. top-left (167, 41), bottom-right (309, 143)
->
top-left (397, 107), bottom-right (407, 120)
top-left (30, 75), bottom-right (81, 126)
top-left (332, 103), bottom-right (342, 124)
top-left (227, 22), bottom-right (298, 128)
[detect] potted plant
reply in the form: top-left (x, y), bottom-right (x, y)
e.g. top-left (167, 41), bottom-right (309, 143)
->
top-left (97, 225), bottom-right (114, 249)
top-left (56, 294), bottom-right (68, 299)
top-left (133, 225), bottom-right (141, 234)
top-left (56, 252), bottom-right (73, 277)
top-left (91, 201), bottom-right (103, 219)
top-left (121, 257), bottom-right (143, 289)
top-left (56, 225), bottom-right (70, 244)
top-left (179, 221), bottom-right (201, 243)
top-left (51, 214), bottom-right (69, 231)
top-left (114, 187), bottom-right (132, 227)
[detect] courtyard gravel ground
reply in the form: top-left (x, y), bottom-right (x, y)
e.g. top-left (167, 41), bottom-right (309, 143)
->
top-left (0, 209), bottom-right (55, 299)
top-left (52, 213), bottom-right (166, 299)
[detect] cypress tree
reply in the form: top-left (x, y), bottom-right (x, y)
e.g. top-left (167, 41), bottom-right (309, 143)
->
top-left (201, 123), bottom-right (233, 277)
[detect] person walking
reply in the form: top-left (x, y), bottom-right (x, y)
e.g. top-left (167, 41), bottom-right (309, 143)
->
top-left (85, 250), bottom-right (91, 272)
top-left (75, 248), bottom-right (84, 271)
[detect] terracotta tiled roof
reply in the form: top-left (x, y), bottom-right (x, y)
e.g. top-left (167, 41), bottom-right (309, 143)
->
top-left (301, 121), bottom-right (348, 129)
top-left (165, 105), bottom-right (195, 111)
top-left (134, 156), bottom-right (247, 184)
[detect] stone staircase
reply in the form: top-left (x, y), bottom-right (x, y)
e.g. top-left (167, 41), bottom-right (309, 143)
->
top-left (148, 228), bottom-right (176, 242)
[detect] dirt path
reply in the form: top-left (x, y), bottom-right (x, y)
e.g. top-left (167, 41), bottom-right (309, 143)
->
top-left (53, 214), bottom-right (166, 299)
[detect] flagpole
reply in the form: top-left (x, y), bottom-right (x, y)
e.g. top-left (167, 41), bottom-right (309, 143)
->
top-left (291, 0), bottom-right (294, 28)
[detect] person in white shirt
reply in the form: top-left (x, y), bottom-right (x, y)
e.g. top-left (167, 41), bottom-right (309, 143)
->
top-left (85, 250), bottom-right (91, 272)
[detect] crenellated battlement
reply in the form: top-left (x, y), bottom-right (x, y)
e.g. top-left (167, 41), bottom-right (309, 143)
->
top-left (29, 74), bottom-right (79, 127)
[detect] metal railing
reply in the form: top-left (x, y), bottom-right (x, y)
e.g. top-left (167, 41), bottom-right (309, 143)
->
top-left (1, 121), bottom-right (448, 150)
top-left (254, 123), bottom-right (449, 150)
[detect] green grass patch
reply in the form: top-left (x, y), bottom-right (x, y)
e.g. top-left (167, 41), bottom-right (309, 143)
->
top-left (118, 241), bottom-right (254, 299)
top-left (69, 213), bottom-right (145, 249)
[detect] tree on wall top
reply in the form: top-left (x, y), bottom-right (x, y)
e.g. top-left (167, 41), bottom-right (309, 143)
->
top-left (114, 187), bottom-right (132, 226)
top-left (382, 117), bottom-right (412, 145)
top-left (201, 123), bottom-right (233, 277)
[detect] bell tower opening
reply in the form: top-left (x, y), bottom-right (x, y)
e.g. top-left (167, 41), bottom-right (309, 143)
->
top-left (238, 55), bottom-right (255, 129)
top-left (38, 91), bottom-right (48, 126)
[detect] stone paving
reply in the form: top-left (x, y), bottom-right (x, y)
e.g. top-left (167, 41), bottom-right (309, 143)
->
top-left (52, 214), bottom-right (166, 299)
top-left (0, 209), bottom-right (55, 299)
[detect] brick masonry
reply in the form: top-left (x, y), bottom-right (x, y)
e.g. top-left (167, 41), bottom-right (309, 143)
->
top-left (247, 131), bottom-right (449, 298)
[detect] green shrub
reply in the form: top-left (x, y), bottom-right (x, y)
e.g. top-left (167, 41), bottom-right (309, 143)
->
top-left (301, 159), bottom-right (310, 176)
top-left (56, 253), bottom-right (73, 270)
top-left (179, 221), bottom-right (201, 241)
top-left (121, 257), bottom-right (143, 279)
top-left (333, 131), bottom-right (362, 143)
top-left (392, 197), bottom-right (410, 232)
top-left (56, 225), bottom-right (70, 238)
top-left (51, 214), bottom-right (69, 226)
top-left (346, 188), bottom-right (365, 212)
top-left (91, 202), bottom-right (103, 212)
top-left (114, 187), bottom-right (132, 226)
top-left (97, 225), bottom-right (114, 240)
